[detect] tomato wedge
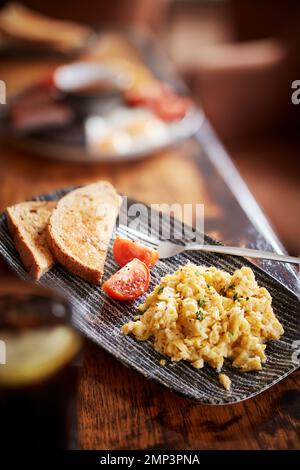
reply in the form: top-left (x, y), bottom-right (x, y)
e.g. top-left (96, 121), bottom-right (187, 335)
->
top-left (113, 236), bottom-right (159, 269)
top-left (124, 81), bottom-right (191, 122)
top-left (124, 82), bottom-right (164, 107)
top-left (154, 95), bottom-right (191, 122)
top-left (102, 258), bottom-right (150, 300)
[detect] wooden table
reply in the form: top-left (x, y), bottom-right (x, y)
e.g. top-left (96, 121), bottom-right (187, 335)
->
top-left (0, 35), bottom-right (299, 450)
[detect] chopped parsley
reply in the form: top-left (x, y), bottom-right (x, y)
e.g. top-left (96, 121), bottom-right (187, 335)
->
top-left (195, 270), bottom-right (201, 276)
top-left (220, 284), bottom-right (235, 297)
top-left (157, 286), bottom-right (164, 295)
top-left (233, 293), bottom-right (240, 301)
top-left (196, 310), bottom-right (205, 321)
top-left (198, 298), bottom-right (206, 308)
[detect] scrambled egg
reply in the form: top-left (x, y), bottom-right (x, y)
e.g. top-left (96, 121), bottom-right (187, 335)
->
top-left (219, 373), bottom-right (231, 391)
top-left (121, 263), bottom-right (284, 390)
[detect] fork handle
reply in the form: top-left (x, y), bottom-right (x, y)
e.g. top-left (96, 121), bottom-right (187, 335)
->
top-left (185, 244), bottom-right (299, 264)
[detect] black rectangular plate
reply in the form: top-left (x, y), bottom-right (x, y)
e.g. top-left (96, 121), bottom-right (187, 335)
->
top-left (0, 186), bottom-right (299, 404)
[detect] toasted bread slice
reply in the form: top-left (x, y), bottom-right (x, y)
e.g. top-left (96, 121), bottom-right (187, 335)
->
top-left (0, 3), bottom-right (93, 51)
top-left (6, 201), bottom-right (56, 280)
top-left (47, 181), bottom-right (122, 284)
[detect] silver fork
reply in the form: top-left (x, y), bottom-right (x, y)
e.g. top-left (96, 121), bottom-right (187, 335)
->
top-left (117, 225), bottom-right (299, 264)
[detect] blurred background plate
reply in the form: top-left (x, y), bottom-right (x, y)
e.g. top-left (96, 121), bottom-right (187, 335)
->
top-left (2, 106), bottom-right (203, 163)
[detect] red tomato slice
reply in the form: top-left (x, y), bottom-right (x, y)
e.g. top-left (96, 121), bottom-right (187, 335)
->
top-left (154, 95), bottom-right (191, 121)
top-left (124, 81), bottom-right (191, 121)
top-left (113, 236), bottom-right (159, 269)
top-left (102, 258), bottom-right (150, 300)
top-left (124, 82), bottom-right (164, 107)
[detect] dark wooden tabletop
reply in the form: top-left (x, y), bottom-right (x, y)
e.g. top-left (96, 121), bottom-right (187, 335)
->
top-left (0, 33), bottom-right (299, 450)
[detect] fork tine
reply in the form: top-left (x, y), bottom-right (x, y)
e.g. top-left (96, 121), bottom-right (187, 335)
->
top-left (117, 230), bottom-right (157, 249)
top-left (117, 224), bottom-right (158, 247)
top-left (117, 224), bottom-right (157, 244)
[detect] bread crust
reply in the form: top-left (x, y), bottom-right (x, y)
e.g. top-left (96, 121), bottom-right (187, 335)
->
top-left (47, 181), bottom-right (122, 284)
top-left (6, 201), bottom-right (56, 280)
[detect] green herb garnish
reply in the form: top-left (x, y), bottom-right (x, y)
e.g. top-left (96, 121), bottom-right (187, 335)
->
top-left (196, 310), bottom-right (205, 321)
top-left (198, 299), bottom-right (206, 308)
top-left (158, 286), bottom-right (164, 295)
top-left (228, 284), bottom-right (235, 290)
top-left (233, 293), bottom-right (239, 301)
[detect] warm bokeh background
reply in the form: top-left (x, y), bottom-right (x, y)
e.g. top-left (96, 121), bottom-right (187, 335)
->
top-left (1, 0), bottom-right (299, 254)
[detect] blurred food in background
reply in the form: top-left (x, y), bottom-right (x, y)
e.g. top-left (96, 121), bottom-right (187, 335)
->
top-left (1, 28), bottom-right (200, 162)
top-left (14, 0), bottom-right (170, 30)
top-left (0, 0), bottom-right (298, 254)
top-left (0, 2), bottom-right (94, 54)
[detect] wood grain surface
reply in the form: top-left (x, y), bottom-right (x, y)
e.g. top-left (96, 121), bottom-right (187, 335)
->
top-left (0, 35), bottom-right (299, 450)
top-left (79, 341), bottom-right (300, 450)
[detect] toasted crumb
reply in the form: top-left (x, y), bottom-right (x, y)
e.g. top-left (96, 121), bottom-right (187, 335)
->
top-left (159, 359), bottom-right (166, 366)
top-left (219, 373), bottom-right (231, 391)
top-left (192, 359), bottom-right (204, 369)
